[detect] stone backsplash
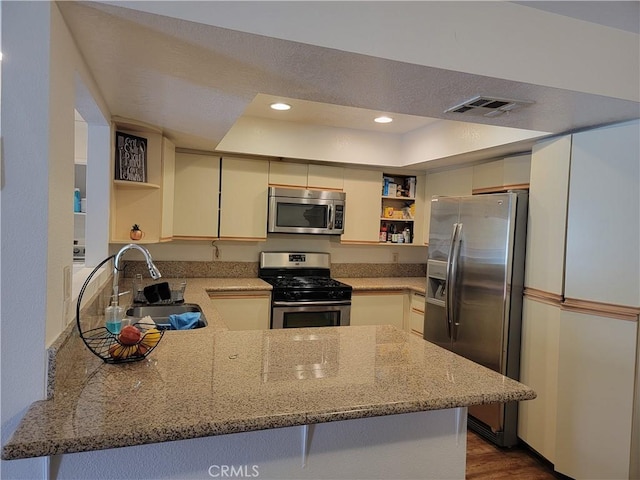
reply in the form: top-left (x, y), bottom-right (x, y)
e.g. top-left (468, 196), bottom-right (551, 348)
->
top-left (122, 261), bottom-right (426, 278)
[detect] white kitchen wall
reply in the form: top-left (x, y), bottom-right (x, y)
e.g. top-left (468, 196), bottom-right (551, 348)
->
top-left (1, 3), bottom-right (111, 479)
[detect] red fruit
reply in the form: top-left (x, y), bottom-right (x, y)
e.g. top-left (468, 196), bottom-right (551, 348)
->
top-left (119, 325), bottom-right (142, 345)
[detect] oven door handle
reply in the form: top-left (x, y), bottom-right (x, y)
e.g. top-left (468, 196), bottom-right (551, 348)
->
top-left (272, 300), bottom-right (352, 307)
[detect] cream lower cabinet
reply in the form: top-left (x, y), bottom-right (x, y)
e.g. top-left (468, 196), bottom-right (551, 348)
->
top-left (554, 309), bottom-right (637, 480)
top-left (350, 291), bottom-right (405, 329)
top-left (220, 157), bottom-right (269, 240)
top-left (408, 292), bottom-right (425, 337)
top-left (517, 296), bottom-right (561, 463)
top-left (173, 152), bottom-right (220, 239)
top-left (341, 168), bottom-right (381, 244)
top-left (208, 291), bottom-right (271, 331)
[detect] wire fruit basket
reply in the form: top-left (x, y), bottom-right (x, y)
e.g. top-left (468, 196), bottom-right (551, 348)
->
top-left (76, 255), bottom-right (164, 364)
top-left (80, 323), bottom-right (164, 364)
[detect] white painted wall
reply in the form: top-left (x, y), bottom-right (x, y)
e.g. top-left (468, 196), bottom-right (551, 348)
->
top-left (1, 4), bottom-right (52, 478)
top-left (218, 114), bottom-right (548, 168)
top-left (402, 119), bottom-right (547, 166)
top-left (102, 1), bottom-right (640, 102)
top-left (218, 116), bottom-right (403, 167)
top-left (53, 409), bottom-right (466, 480)
top-left (1, 3), bottom-right (110, 479)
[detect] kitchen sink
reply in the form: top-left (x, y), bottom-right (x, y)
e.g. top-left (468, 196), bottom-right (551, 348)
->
top-left (126, 303), bottom-right (208, 330)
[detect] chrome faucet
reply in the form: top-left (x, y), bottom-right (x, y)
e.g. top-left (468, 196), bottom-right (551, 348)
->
top-left (111, 244), bottom-right (162, 306)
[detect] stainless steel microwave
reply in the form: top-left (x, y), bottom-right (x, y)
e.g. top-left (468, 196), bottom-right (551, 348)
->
top-left (267, 187), bottom-right (345, 235)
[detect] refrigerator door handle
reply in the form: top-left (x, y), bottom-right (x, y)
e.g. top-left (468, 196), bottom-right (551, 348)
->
top-left (445, 223), bottom-right (460, 339)
top-left (450, 223), bottom-right (463, 341)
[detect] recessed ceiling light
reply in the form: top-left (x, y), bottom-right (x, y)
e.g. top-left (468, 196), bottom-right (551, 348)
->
top-left (374, 116), bottom-right (393, 124)
top-left (270, 102), bottom-right (291, 111)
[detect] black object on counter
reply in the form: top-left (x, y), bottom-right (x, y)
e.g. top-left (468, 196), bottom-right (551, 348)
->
top-left (143, 282), bottom-right (171, 304)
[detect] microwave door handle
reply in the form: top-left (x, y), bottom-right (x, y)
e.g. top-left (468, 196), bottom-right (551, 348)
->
top-left (328, 204), bottom-right (334, 230)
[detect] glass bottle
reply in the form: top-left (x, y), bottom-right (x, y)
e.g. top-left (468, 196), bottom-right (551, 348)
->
top-left (105, 294), bottom-right (124, 334)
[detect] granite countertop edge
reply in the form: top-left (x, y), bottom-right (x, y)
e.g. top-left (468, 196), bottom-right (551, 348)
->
top-left (3, 388), bottom-right (535, 460)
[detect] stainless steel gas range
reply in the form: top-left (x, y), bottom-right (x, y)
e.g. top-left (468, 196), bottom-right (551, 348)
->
top-left (259, 252), bottom-right (352, 329)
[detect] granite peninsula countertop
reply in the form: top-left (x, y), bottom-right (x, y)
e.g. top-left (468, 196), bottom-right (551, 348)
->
top-left (2, 276), bottom-right (533, 460)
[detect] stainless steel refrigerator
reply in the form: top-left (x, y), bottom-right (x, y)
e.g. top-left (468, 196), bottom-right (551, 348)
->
top-left (424, 191), bottom-right (528, 447)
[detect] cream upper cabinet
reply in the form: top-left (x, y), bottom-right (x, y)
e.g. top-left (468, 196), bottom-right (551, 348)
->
top-left (565, 120), bottom-right (640, 307)
top-left (220, 157), bottom-right (269, 240)
top-left (268, 161), bottom-right (308, 187)
top-left (307, 164), bottom-right (344, 190)
top-left (160, 137), bottom-right (175, 241)
top-left (269, 161), bottom-right (344, 190)
top-left (110, 128), bottom-right (174, 244)
top-left (472, 154), bottom-right (531, 194)
top-left (524, 136), bottom-right (571, 296)
top-left (173, 152), bottom-right (220, 239)
top-left (502, 154), bottom-right (531, 187)
top-left (341, 168), bottom-right (381, 244)
top-left (422, 166), bottom-right (473, 244)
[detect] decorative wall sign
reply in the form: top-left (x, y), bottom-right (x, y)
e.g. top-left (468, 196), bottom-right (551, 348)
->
top-left (115, 131), bottom-right (147, 183)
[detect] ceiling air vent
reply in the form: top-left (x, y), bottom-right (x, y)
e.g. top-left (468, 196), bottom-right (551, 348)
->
top-left (445, 96), bottom-right (534, 118)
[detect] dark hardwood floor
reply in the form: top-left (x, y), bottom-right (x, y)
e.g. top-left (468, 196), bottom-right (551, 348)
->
top-left (466, 429), bottom-right (559, 480)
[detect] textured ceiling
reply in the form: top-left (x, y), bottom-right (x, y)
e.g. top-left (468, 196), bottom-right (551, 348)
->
top-left (59, 1), bottom-right (639, 163)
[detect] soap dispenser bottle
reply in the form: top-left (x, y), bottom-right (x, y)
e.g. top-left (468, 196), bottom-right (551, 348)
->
top-left (105, 292), bottom-right (124, 335)
top-left (74, 188), bottom-right (81, 213)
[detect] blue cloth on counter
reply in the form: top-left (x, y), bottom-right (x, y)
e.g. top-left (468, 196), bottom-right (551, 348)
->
top-left (168, 312), bottom-right (201, 330)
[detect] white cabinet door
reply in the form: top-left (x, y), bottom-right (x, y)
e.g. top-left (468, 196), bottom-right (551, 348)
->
top-left (173, 152), bottom-right (220, 238)
top-left (350, 292), bottom-right (405, 329)
top-left (524, 136), bottom-right (571, 296)
top-left (220, 157), bottom-right (269, 240)
top-left (422, 167), bottom-right (473, 244)
top-left (209, 292), bottom-right (271, 330)
top-left (341, 168), bottom-right (381, 243)
top-left (554, 309), bottom-right (637, 480)
top-left (565, 120), bottom-right (640, 307)
top-left (517, 297), bottom-right (561, 463)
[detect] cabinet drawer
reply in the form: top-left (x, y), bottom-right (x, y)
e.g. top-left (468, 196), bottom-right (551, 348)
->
top-left (409, 293), bottom-right (425, 336)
